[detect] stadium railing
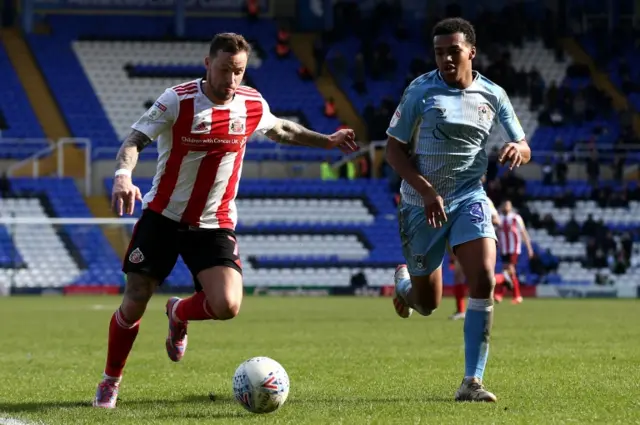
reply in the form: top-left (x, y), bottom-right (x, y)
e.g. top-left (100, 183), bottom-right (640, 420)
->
top-left (5, 138), bottom-right (92, 195)
top-left (332, 140), bottom-right (640, 178)
top-left (0, 215), bottom-right (136, 292)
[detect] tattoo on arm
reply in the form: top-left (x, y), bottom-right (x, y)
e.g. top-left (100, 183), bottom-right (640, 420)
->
top-left (128, 129), bottom-right (153, 151)
top-left (116, 130), bottom-right (152, 171)
top-left (265, 119), bottom-right (329, 148)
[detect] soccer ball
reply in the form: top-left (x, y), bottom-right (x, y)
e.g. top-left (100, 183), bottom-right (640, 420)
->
top-left (232, 356), bottom-right (290, 414)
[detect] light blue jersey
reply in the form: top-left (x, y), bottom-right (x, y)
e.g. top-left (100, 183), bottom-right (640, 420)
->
top-left (386, 70), bottom-right (525, 210)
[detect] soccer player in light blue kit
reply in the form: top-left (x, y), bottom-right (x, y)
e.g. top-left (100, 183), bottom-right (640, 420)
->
top-left (386, 18), bottom-right (531, 402)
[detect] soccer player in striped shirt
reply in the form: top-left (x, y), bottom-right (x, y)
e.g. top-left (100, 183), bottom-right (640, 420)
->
top-left (93, 32), bottom-right (357, 409)
top-left (386, 18), bottom-right (531, 402)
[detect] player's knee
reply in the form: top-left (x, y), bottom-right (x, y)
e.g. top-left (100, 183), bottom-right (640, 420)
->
top-left (414, 304), bottom-right (436, 317)
top-left (410, 272), bottom-right (442, 314)
top-left (121, 273), bottom-right (157, 321)
top-left (413, 293), bottom-right (440, 315)
top-left (209, 297), bottom-right (241, 320)
top-left (468, 267), bottom-right (495, 299)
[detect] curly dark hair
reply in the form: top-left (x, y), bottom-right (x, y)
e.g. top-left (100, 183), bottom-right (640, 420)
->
top-left (432, 17), bottom-right (476, 46)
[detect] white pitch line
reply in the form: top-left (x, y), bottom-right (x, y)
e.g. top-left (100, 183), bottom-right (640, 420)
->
top-left (0, 418), bottom-right (43, 425)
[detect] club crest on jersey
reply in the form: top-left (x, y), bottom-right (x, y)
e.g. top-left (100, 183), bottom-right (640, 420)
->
top-left (477, 104), bottom-right (493, 122)
top-left (389, 108), bottom-right (401, 128)
top-left (434, 107), bottom-right (447, 119)
top-left (146, 101), bottom-right (167, 121)
top-left (129, 247), bottom-right (144, 264)
top-left (229, 117), bottom-right (246, 135)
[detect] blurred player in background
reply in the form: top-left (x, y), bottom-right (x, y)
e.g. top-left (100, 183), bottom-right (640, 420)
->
top-left (448, 186), bottom-right (499, 320)
top-left (94, 32), bottom-right (357, 409)
top-left (385, 18), bottom-right (530, 402)
top-left (494, 199), bottom-right (534, 304)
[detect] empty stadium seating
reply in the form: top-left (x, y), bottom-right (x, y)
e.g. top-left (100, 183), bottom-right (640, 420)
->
top-left (576, 0), bottom-right (639, 110)
top-left (1, 174), bottom-right (639, 289)
top-left (26, 15), bottom-right (340, 162)
top-left (5, 178), bottom-right (122, 287)
top-left (101, 178), bottom-right (405, 287)
top-left (0, 9), bottom-right (636, 291)
top-left (0, 197), bottom-right (81, 287)
top-left (524, 177), bottom-right (640, 286)
top-left (0, 42), bottom-right (48, 159)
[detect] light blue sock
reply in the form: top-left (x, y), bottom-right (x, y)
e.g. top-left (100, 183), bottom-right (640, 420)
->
top-left (464, 298), bottom-right (493, 380)
top-left (396, 277), bottom-right (412, 301)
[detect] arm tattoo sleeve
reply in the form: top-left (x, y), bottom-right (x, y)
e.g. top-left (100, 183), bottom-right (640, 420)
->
top-left (265, 119), bottom-right (330, 148)
top-left (128, 129), bottom-right (153, 151)
top-left (115, 130), bottom-right (152, 171)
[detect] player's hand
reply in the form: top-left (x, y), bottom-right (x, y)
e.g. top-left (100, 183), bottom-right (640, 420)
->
top-left (327, 129), bottom-right (359, 154)
top-left (528, 248), bottom-right (535, 259)
top-left (112, 175), bottom-right (142, 216)
top-left (498, 143), bottom-right (524, 170)
top-left (421, 187), bottom-right (447, 228)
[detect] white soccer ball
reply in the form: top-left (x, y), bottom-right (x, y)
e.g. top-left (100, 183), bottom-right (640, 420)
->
top-left (232, 356), bottom-right (290, 414)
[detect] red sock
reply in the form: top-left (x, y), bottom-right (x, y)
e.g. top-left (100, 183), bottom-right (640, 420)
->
top-left (495, 273), bottom-right (505, 286)
top-left (174, 291), bottom-right (217, 321)
top-left (453, 283), bottom-right (466, 313)
top-left (512, 274), bottom-right (522, 298)
top-left (104, 308), bottom-right (140, 378)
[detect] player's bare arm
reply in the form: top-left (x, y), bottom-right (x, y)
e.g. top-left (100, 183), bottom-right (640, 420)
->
top-left (112, 130), bottom-right (149, 216)
top-left (521, 224), bottom-right (535, 257)
top-left (266, 118), bottom-right (358, 153)
top-left (491, 212), bottom-right (500, 226)
top-left (498, 139), bottom-right (531, 169)
top-left (385, 136), bottom-right (447, 227)
top-left (115, 129), bottom-right (152, 171)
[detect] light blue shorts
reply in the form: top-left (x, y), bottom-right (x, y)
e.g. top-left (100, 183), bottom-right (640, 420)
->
top-left (398, 193), bottom-right (497, 276)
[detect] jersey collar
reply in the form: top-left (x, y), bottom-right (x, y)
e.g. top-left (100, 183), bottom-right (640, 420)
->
top-left (436, 70), bottom-right (480, 90)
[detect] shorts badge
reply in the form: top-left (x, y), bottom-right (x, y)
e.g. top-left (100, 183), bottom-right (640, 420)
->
top-left (129, 247), bottom-right (145, 264)
top-left (413, 254), bottom-right (426, 271)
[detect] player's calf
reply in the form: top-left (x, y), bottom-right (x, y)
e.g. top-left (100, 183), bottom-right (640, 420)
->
top-left (454, 238), bottom-right (496, 399)
top-left (94, 274), bottom-right (155, 408)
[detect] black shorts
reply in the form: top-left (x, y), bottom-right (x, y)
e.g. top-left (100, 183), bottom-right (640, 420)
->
top-left (500, 253), bottom-right (519, 266)
top-left (123, 209), bottom-right (242, 289)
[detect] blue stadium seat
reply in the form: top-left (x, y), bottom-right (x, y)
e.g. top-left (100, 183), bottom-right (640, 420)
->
top-left (0, 226), bottom-right (24, 267)
top-left (0, 42), bottom-right (46, 158)
top-left (27, 15), bottom-right (340, 161)
top-left (9, 177), bottom-right (122, 285)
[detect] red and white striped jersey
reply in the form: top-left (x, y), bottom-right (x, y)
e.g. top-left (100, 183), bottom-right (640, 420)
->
top-left (132, 79), bottom-right (277, 229)
top-left (497, 212), bottom-right (525, 255)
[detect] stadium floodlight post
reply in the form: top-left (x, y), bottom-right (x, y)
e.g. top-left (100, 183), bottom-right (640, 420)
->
top-left (175, 0), bottom-right (186, 38)
top-left (9, 211), bottom-right (17, 291)
top-left (21, 0), bottom-right (35, 34)
top-left (57, 138), bottom-right (92, 196)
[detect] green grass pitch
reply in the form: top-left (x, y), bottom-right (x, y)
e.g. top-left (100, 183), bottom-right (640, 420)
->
top-left (1, 295), bottom-right (639, 424)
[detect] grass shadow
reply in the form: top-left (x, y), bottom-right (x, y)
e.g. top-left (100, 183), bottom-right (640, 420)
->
top-left (288, 395), bottom-right (454, 405)
top-left (0, 394), bottom-right (228, 414)
top-left (0, 393), bottom-right (453, 418)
